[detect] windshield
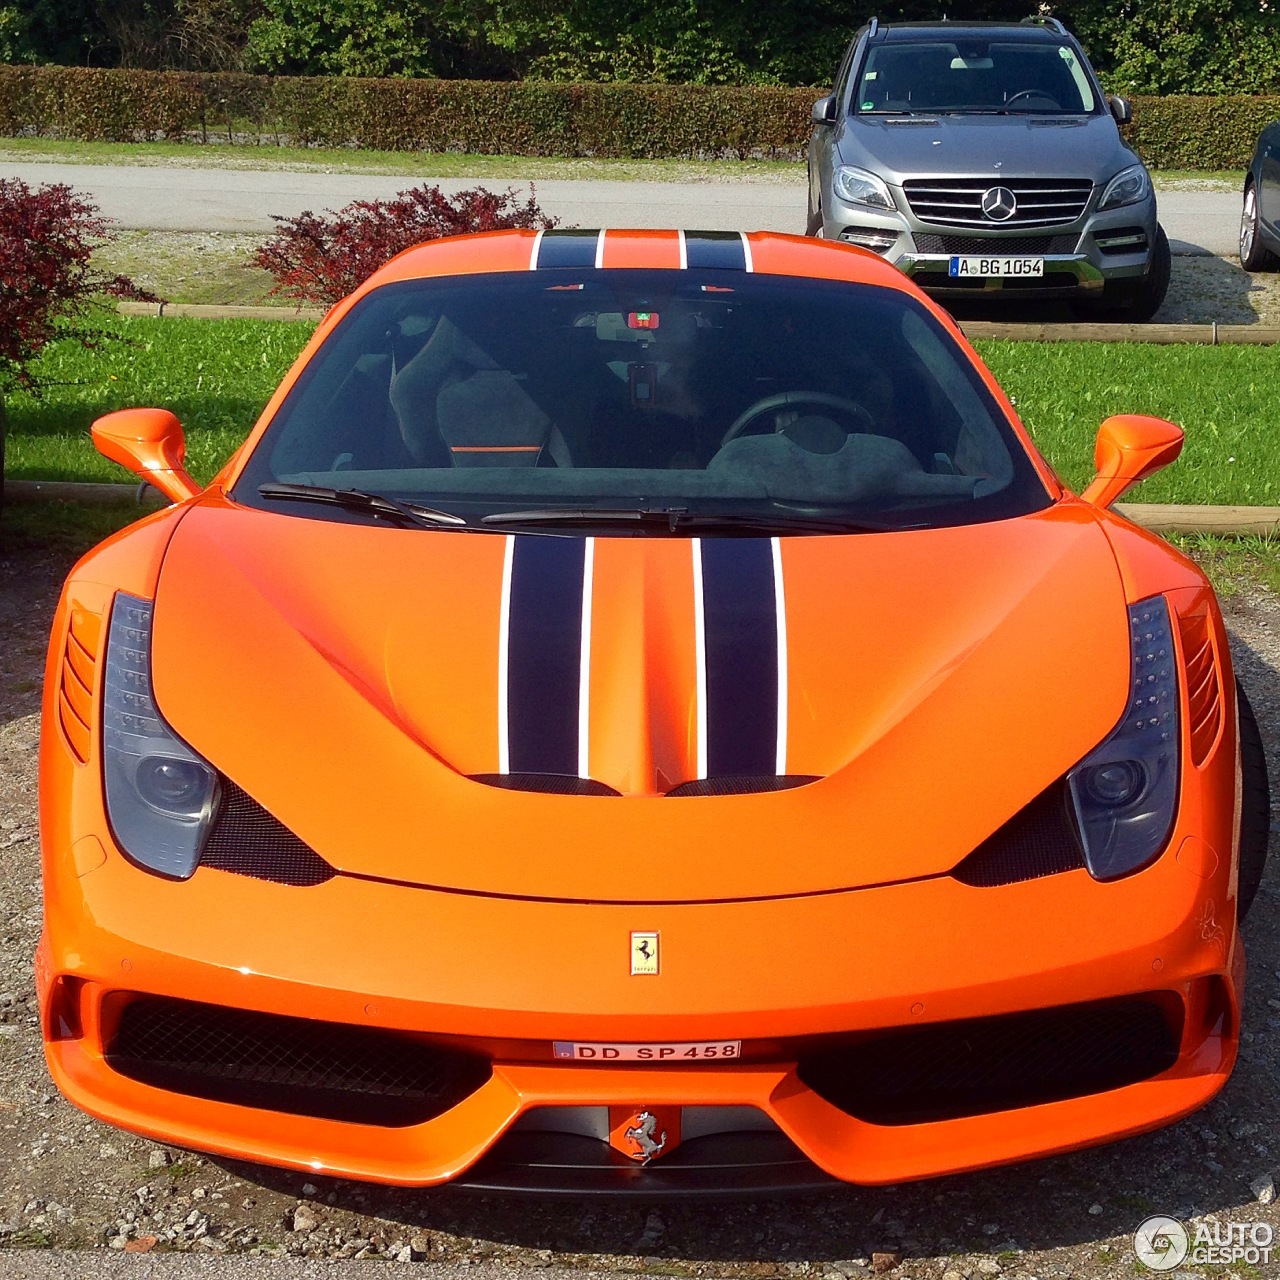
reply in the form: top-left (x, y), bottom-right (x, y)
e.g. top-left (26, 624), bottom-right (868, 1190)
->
top-left (233, 269), bottom-right (1050, 534)
top-left (855, 39), bottom-right (1098, 115)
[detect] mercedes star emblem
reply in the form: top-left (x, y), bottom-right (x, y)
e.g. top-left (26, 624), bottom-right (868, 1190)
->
top-left (981, 186), bottom-right (1018, 221)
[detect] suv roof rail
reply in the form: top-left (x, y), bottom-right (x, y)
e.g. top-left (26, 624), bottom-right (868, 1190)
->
top-left (868, 16), bottom-right (878, 36)
top-left (1020, 13), bottom-right (1068, 34)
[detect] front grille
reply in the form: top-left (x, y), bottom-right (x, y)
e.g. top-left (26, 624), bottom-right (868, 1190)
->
top-left (666, 775), bottom-right (820, 797)
top-left (952, 779), bottom-right (1085, 886)
top-left (201, 779), bottom-right (336, 886)
top-left (471, 773), bottom-right (621, 796)
top-left (904, 178), bottom-right (1093, 228)
top-left (913, 232), bottom-right (1078, 255)
top-left (107, 996), bottom-right (491, 1127)
top-left (798, 995), bottom-right (1182, 1125)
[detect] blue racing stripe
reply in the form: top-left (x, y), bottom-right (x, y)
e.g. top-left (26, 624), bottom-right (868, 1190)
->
top-left (684, 231), bottom-right (748, 271)
top-left (506, 535), bottom-right (585, 775)
top-left (700, 538), bottom-right (778, 776)
top-left (535, 230), bottom-right (601, 270)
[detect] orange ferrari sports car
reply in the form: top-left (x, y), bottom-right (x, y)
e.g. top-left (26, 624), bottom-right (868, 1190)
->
top-left (39, 228), bottom-right (1270, 1194)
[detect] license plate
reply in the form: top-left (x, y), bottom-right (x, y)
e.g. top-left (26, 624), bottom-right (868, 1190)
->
top-left (553, 1040), bottom-right (742, 1062)
top-left (948, 255), bottom-right (1044, 278)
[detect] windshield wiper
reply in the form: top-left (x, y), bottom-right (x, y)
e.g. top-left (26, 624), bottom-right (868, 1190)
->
top-left (481, 507), bottom-right (906, 535)
top-left (258, 482), bottom-right (468, 528)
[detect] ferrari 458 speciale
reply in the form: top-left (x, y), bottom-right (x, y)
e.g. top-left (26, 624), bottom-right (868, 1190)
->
top-left (38, 228), bottom-right (1270, 1192)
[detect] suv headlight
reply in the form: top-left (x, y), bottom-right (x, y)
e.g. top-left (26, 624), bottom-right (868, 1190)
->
top-left (1067, 596), bottom-right (1178, 881)
top-left (833, 166), bottom-right (896, 212)
top-left (1098, 164), bottom-right (1152, 211)
top-left (103, 593), bottom-right (220, 880)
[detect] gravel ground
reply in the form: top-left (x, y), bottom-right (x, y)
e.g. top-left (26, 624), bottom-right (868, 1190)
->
top-left (1, 538), bottom-right (1279, 1278)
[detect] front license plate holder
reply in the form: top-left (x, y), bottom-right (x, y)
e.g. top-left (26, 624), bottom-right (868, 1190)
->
top-left (948, 255), bottom-right (1045, 278)
top-left (553, 1040), bottom-right (742, 1062)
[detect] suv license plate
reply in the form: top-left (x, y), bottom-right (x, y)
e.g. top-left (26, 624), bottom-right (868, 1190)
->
top-left (949, 256), bottom-right (1044, 278)
top-left (553, 1040), bottom-right (742, 1061)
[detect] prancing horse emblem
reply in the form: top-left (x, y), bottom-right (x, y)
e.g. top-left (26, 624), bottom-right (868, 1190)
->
top-left (624, 1111), bottom-right (668, 1163)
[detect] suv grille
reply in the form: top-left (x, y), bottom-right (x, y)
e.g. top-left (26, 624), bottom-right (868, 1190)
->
top-left (107, 996), bottom-right (491, 1127)
top-left (904, 178), bottom-right (1093, 228)
top-left (913, 232), bottom-right (1078, 255)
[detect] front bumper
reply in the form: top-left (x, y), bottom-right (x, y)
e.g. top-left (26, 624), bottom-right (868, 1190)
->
top-left (823, 186), bottom-right (1158, 301)
top-left (38, 823), bottom-right (1242, 1190)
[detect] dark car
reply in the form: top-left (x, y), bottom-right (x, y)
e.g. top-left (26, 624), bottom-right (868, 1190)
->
top-left (808, 16), bottom-right (1170, 320)
top-left (1241, 119), bottom-right (1280, 271)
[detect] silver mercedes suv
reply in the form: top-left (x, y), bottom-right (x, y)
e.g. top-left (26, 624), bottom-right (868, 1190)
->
top-left (807, 17), bottom-right (1170, 320)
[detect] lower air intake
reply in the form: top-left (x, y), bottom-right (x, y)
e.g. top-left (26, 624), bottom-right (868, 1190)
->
top-left (201, 778), bottom-right (336, 886)
top-left (798, 994), bottom-right (1182, 1125)
top-left (106, 996), bottom-right (491, 1127)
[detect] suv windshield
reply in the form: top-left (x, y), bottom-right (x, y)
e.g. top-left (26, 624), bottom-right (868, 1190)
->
top-left (855, 39), bottom-right (1097, 115)
top-left (233, 269), bottom-right (1050, 534)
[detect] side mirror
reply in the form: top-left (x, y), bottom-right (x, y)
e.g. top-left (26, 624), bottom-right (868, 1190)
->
top-left (91, 408), bottom-right (202, 504)
top-left (1081, 414), bottom-right (1183, 508)
top-left (811, 95), bottom-right (837, 125)
top-left (1109, 95), bottom-right (1131, 125)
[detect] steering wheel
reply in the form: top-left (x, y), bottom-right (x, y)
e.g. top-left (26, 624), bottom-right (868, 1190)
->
top-left (720, 391), bottom-right (876, 448)
top-left (1005, 89), bottom-right (1061, 109)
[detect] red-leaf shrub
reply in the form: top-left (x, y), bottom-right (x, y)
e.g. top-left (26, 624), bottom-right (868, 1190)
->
top-left (0, 178), bottom-right (157, 393)
top-left (254, 183), bottom-right (559, 306)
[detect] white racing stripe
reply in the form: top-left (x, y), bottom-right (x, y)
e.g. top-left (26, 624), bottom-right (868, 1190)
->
top-left (529, 228), bottom-right (545, 271)
top-left (677, 229), bottom-right (688, 270)
top-left (594, 229), bottom-right (607, 269)
top-left (740, 231), bottom-right (755, 272)
top-left (692, 538), bottom-right (708, 779)
top-left (497, 534), bottom-right (515, 773)
top-left (578, 537), bottom-right (595, 779)
top-left (771, 536), bottom-right (788, 774)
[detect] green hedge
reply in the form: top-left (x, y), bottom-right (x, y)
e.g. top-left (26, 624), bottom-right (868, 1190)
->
top-left (0, 66), bottom-right (813, 159)
top-left (0, 65), bottom-right (1276, 168)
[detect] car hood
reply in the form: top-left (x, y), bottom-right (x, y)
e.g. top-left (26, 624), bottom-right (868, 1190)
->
top-left (151, 499), bottom-right (1129, 903)
top-left (837, 113), bottom-right (1134, 185)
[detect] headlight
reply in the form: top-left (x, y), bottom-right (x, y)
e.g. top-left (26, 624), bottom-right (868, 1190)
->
top-left (1067, 596), bottom-right (1178, 881)
top-left (833, 166), bottom-right (896, 212)
top-left (1098, 164), bottom-right (1152, 211)
top-left (103, 593), bottom-right (220, 879)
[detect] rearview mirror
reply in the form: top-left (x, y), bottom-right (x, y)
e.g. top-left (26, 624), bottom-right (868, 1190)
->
top-left (1109, 95), bottom-right (1131, 124)
top-left (91, 408), bottom-right (202, 504)
top-left (1081, 414), bottom-right (1183, 509)
top-left (811, 95), bottom-right (836, 125)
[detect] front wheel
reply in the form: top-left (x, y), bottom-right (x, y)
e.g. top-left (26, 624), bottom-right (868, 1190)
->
top-left (1071, 224), bottom-right (1171, 323)
top-left (1240, 182), bottom-right (1279, 272)
top-left (1237, 681), bottom-right (1272, 923)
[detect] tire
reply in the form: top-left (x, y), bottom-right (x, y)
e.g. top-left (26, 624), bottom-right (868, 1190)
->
top-left (805, 193), bottom-right (824, 238)
top-left (1236, 681), bottom-right (1272, 923)
top-left (1240, 181), bottom-right (1280, 273)
top-left (1071, 223), bottom-right (1171, 323)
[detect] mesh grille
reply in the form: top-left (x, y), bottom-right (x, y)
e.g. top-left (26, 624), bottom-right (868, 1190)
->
top-left (913, 233), bottom-right (1078, 255)
top-left (201, 779), bottom-right (336, 886)
top-left (666, 776), bottom-right (821, 797)
top-left (471, 773), bottom-right (621, 796)
top-left (798, 995), bottom-right (1182, 1125)
top-left (952, 780), bottom-right (1085, 886)
top-left (107, 996), bottom-right (491, 1127)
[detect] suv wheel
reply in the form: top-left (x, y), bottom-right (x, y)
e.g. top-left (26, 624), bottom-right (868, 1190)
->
top-left (1071, 224), bottom-right (1171, 323)
top-left (806, 195), bottom-right (824, 238)
top-left (1237, 681), bottom-right (1272, 923)
top-left (1240, 182), bottom-right (1279, 272)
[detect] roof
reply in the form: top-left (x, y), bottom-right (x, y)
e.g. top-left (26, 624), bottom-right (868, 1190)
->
top-left (875, 21), bottom-right (1074, 44)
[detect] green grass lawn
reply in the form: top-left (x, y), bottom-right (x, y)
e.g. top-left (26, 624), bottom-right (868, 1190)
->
top-left (4, 318), bottom-right (1279, 507)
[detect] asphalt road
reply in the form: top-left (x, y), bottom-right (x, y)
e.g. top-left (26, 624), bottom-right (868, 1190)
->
top-left (0, 160), bottom-right (1241, 255)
